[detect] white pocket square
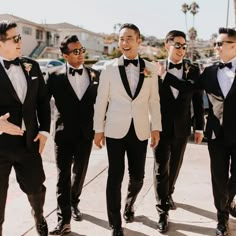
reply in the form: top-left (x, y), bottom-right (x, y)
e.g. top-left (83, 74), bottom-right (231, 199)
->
top-left (32, 76), bottom-right (38, 80)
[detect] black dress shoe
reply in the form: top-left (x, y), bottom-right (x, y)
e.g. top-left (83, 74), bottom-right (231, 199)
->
top-left (168, 195), bottom-right (177, 210)
top-left (111, 227), bottom-right (124, 236)
top-left (157, 213), bottom-right (168, 233)
top-left (71, 206), bottom-right (82, 221)
top-left (49, 222), bottom-right (71, 235)
top-left (229, 200), bottom-right (236, 217)
top-left (36, 217), bottom-right (48, 236)
top-left (216, 222), bottom-right (228, 236)
top-left (123, 205), bottom-right (134, 223)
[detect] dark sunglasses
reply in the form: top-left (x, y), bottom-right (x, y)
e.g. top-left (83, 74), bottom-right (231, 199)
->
top-left (170, 42), bottom-right (187, 50)
top-left (213, 41), bottom-right (236, 47)
top-left (2, 34), bottom-right (22, 43)
top-left (67, 47), bottom-right (86, 55)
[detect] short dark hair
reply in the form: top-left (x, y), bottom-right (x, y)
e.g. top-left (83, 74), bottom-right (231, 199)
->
top-left (165, 30), bottom-right (186, 43)
top-left (0, 20), bottom-right (17, 41)
top-left (219, 27), bottom-right (236, 39)
top-left (119, 23), bottom-right (141, 38)
top-left (60, 35), bottom-right (80, 54)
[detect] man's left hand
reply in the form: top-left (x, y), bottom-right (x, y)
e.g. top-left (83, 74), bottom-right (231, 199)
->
top-left (194, 132), bottom-right (203, 144)
top-left (34, 133), bottom-right (47, 154)
top-left (150, 130), bottom-right (160, 148)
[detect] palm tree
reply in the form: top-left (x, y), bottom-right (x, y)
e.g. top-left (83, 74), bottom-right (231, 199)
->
top-left (181, 3), bottom-right (189, 35)
top-left (189, 2), bottom-right (199, 28)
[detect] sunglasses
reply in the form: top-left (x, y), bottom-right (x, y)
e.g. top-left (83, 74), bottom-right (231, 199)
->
top-left (2, 34), bottom-right (22, 43)
top-left (213, 41), bottom-right (236, 47)
top-left (169, 42), bottom-right (187, 50)
top-left (67, 47), bottom-right (86, 55)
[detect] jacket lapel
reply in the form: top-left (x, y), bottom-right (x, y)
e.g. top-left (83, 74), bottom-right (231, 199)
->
top-left (118, 56), bottom-right (133, 98)
top-left (133, 57), bottom-right (145, 99)
top-left (0, 63), bottom-right (21, 103)
top-left (225, 69), bottom-right (236, 99)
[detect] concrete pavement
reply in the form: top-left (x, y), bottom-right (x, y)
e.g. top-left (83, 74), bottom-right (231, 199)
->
top-left (3, 136), bottom-right (236, 236)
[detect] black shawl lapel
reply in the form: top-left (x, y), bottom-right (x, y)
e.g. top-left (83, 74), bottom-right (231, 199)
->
top-left (0, 63), bottom-right (21, 103)
top-left (118, 57), bottom-right (133, 98)
top-left (225, 68), bottom-right (236, 99)
top-left (133, 57), bottom-right (145, 99)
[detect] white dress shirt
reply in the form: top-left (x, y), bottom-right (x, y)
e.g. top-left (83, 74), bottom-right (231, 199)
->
top-left (124, 56), bottom-right (139, 96)
top-left (167, 59), bottom-right (183, 99)
top-left (67, 63), bottom-right (89, 100)
top-left (217, 57), bottom-right (236, 98)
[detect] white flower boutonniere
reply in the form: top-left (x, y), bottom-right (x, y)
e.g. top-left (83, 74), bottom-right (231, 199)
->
top-left (184, 64), bottom-right (191, 78)
top-left (141, 68), bottom-right (152, 78)
top-left (23, 62), bottom-right (32, 75)
top-left (90, 71), bottom-right (96, 81)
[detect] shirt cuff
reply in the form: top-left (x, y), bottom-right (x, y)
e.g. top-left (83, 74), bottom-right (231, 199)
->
top-left (195, 130), bottom-right (203, 134)
top-left (39, 131), bottom-right (50, 137)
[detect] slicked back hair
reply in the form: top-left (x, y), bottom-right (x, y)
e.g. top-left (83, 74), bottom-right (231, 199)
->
top-left (119, 23), bottom-right (141, 38)
top-left (0, 20), bottom-right (17, 41)
top-left (165, 30), bottom-right (186, 43)
top-left (60, 35), bottom-right (80, 54)
top-left (219, 27), bottom-right (236, 40)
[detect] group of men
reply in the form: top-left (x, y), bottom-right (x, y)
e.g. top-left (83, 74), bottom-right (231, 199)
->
top-left (0, 19), bottom-right (235, 236)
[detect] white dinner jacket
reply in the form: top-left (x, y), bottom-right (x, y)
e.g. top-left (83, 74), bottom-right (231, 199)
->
top-left (93, 56), bottom-right (162, 141)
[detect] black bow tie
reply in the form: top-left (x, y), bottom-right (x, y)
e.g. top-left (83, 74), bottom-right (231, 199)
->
top-left (69, 67), bottom-right (83, 76)
top-left (3, 58), bottom-right (20, 69)
top-left (218, 62), bottom-right (232, 69)
top-left (124, 59), bottom-right (138, 67)
top-left (169, 62), bottom-right (182, 70)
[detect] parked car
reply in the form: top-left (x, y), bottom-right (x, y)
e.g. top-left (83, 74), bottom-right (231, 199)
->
top-left (91, 60), bottom-right (110, 71)
top-left (36, 59), bottom-right (64, 80)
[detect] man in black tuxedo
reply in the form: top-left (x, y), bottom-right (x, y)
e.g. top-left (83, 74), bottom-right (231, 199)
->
top-left (156, 27), bottom-right (236, 236)
top-left (0, 21), bottom-right (51, 236)
top-left (47, 35), bottom-right (100, 235)
top-left (153, 30), bottom-right (204, 233)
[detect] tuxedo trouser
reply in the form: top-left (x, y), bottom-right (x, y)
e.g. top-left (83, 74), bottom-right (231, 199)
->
top-left (0, 141), bottom-right (46, 236)
top-left (106, 122), bottom-right (148, 228)
top-left (208, 137), bottom-right (236, 224)
top-left (55, 134), bottom-right (93, 224)
top-left (153, 134), bottom-right (188, 214)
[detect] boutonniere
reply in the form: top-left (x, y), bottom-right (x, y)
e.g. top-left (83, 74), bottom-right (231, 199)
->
top-left (23, 62), bottom-right (32, 75)
top-left (184, 64), bottom-right (191, 78)
top-left (90, 71), bottom-right (97, 82)
top-left (141, 68), bottom-right (152, 78)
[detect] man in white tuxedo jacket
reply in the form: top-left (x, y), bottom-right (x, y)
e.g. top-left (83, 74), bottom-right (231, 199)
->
top-left (94, 23), bottom-right (162, 236)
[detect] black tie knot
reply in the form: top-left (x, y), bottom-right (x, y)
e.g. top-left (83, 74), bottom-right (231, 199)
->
top-left (169, 62), bottom-right (182, 70)
top-left (124, 59), bottom-right (138, 67)
top-left (69, 67), bottom-right (83, 76)
top-left (3, 58), bottom-right (20, 69)
top-left (218, 62), bottom-right (232, 69)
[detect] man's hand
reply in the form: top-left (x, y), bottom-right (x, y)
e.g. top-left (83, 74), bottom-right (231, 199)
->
top-left (34, 133), bottom-right (47, 154)
top-left (153, 61), bottom-right (166, 77)
top-left (150, 130), bottom-right (160, 148)
top-left (194, 132), bottom-right (203, 144)
top-left (94, 132), bottom-right (105, 149)
top-left (0, 113), bottom-right (24, 136)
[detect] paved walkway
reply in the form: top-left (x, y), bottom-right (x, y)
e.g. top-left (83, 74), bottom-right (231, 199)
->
top-left (3, 137), bottom-right (236, 236)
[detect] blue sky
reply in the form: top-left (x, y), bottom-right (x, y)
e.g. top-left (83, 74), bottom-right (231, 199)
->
top-left (1, 0), bottom-right (234, 40)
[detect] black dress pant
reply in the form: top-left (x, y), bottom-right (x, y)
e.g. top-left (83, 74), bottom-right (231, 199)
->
top-left (106, 123), bottom-right (148, 228)
top-left (55, 133), bottom-right (93, 224)
top-left (208, 137), bottom-right (236, 224)
top-left (0, 138), bottom-right (46, 236)
top-left (153, 133), bottom-right (188, 213)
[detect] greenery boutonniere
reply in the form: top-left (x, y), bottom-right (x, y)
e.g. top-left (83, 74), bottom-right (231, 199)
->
top-left (141, 68), bottom-right (152, 78)
top-left (23, 62), bottom-right (32, 75)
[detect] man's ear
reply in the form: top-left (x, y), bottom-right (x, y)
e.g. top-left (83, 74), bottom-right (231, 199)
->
top-left (137, 38), bottom-right (142, 45)
top-left (165, 43), bottom-right (169, 51)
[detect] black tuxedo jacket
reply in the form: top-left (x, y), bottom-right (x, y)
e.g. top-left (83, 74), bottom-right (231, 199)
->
top-left (0, 57), bottom-right (51, 150)
top-left (159, 59), bottom-right (204, 138)
top-left (200, 65), bottom-right (236, 144)
top-left (47, 65), bottom-right (100, 141)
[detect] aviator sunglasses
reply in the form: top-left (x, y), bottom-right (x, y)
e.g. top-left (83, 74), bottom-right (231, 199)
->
top-left (213, 41), bottom-right (236, 47)
top-left (169, 42), bottom-right (187, 50)
top-left (67, 47), bottom-right (86, 55)
top-left (2, 34), bottom-right (22, 43)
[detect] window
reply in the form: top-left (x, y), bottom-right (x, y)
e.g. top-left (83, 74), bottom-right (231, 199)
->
top-left (22, 26), bottom-right (32, 35)
top-left (36, 29), bottom-right (43, 40)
